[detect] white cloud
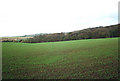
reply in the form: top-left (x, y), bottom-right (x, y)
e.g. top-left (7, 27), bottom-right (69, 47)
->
top-left (0, 0), bottom-right (119, 37)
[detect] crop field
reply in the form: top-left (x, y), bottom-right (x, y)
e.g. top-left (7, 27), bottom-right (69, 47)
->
top-left (2, 38), bottom-right (118, 79)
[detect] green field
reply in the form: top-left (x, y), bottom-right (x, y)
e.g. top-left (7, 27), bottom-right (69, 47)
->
top-left (2, 38), bottom-right (118, 79)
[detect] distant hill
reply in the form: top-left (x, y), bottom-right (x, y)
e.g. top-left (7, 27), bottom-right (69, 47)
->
top-left (21, 24), bottom-right (120, 43)
top-left (20, 33), bottom-right (51, 37)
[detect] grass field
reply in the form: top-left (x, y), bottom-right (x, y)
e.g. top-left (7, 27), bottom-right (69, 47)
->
top-left (2, 38), bottom-right (118, 79)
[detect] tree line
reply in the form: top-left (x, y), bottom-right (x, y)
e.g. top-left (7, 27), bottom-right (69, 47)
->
top-left (21, 24), bottom-right (120, 43)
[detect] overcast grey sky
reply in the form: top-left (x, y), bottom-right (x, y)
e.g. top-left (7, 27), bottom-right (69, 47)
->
top-left (0, 0), bottom-right (119, 37)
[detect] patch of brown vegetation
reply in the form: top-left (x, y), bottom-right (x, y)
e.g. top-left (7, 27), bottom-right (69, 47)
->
top-left (1, 37), bottom-right (33, 42)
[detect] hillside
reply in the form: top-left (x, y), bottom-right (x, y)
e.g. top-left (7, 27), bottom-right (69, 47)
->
top-left (21, 24), bottom-right (120, 43)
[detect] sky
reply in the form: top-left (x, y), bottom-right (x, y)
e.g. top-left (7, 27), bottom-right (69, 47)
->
top-left (0, 0), bottom-right (119, 37)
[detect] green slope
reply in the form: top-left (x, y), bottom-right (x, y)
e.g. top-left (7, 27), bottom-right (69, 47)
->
top-left (2, 38), bottom-right (118, 79)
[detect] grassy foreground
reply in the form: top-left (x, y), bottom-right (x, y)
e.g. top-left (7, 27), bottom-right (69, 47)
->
top-left (2, 38), bottom-right (118, 79)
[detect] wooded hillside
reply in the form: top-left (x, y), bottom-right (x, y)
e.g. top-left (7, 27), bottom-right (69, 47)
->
top-left (21, 24), bottom-right (120, 43)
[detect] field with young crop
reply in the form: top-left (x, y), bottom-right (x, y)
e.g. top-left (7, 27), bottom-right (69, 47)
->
top-left (2, 38), bottom-right (118, 79)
